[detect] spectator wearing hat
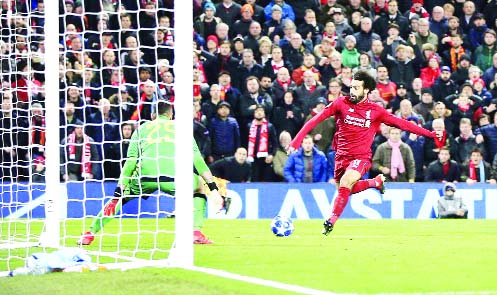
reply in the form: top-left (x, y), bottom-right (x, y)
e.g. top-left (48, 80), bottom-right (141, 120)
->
top-left (331, 7), bottom-right (354, 38)
top-left (246, 104), bottom-right (278, 182)
top-left (215, 0), bottom-right (241, 28)
top-left (454, 118), bottom-right (486, 164)
top-left (373, 0), bottom-right (410, 40)
top-left (317, 1), bottom-right (346, 26)
top-left (425, 147), bottom-right (460, 183)
top-left (420, 55), bottom-right (442, 88)
top-left (262, 4), bottom-right (285, 40)
top-left (303, 97), bottom-right (336, 153)
top-left (473, 29), bottom-right (497, 72)
top-left (218, 71), bottom-right (242, 118)
top-left (437, 182), bottom-right (468, 219)
top-left (383, 23), bottom-right (409, 55)
top-left (208, 101), bottom-right (241, 162)
top-left (231, 4), bottom-right (255, 38)
top-left (387, 82), bottom-right (410, 113)
top-left (460, 148), bottom-right (497, 184)
top-left (401, 116), bottom-right (426, 181)
top-left (372, 126), bottom-right (415, 182)
top-left (432, 66), bottom-right (458, 103)
top-left (264, 0), bottom-right (295, 23)
top-left (353, 17), bottom-right (381, 53)
top-left (450, 54), bottom-right (472, 87)
top-left (340, 35), bottom-right (359, 69)
top-left (272, 90), bottom-right (304, 138)
top-left (205, 35), bottom-right (220, 54)
top-left (283, 134), bottom-right (328, 183)
top-left (194, 2), bottom-right (222, 39)
top-left (413, 88), bottom-right (435, 122)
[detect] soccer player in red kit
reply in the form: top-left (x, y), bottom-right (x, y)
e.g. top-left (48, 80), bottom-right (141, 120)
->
top-left (288, 71), bottom-right (442, 235)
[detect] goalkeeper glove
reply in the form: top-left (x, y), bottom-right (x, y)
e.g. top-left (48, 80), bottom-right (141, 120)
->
top-left (207, 182), bottom-right (231, 214)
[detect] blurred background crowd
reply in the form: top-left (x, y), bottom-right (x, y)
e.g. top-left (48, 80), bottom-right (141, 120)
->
top-left (1, 0), bottom-right (497, 185)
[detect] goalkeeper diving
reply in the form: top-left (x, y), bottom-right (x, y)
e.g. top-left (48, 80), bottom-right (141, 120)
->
top-left (78, 101), bottom-right (226, 245)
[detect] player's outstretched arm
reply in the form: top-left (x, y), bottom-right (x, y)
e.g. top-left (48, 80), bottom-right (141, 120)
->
top-left (289, 104), bottom-right (335, 152)
top-left (382, 112), bottom-right (436, 139)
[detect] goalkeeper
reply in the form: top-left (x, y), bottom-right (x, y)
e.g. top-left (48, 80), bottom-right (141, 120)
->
top-left (78, 101), bottom-right (225, 245)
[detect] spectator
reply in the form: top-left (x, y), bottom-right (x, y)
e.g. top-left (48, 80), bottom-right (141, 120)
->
top-left (320, 21), bottom-right (345, 52)
top-left (426, 101), bottom-right (456, 137)
top-left (410, 18), bottom-right (438, 51)
top-left (284, 134), bottom-right (327, 183)
top-left (473, 29), bottom-right (497, 73)
top-left (245, 0), bottom-right (265, 25)
top-left (432, 66), bottom-right (458, 103)
top-left (420, 55), bottom-right (441, 88)
top-left (447, 92), bottom-right (481, 130)
top-left (281, 32), bottom-right (310, 70)
top-left (460, 148), bottom-right (497, 184)
top-left (255, 36), bottom-right (272, 65)
top-left (262, 46), bottom-right (293, 82)
top-left (395, 99), bottom-right (424, 124)
top-left (294, 70), bottom-right (327, 116)
top-left (272, 91), bottom-right (304, 138)
top-left (194, 2), bottom-right (222, 40)
top-left (451, 54), bottom-right (472, 86)
top-left (273, 130), bottom-right (291, 181)
top-left (130, 80), bottom-right (158, 123)
top-left (201, 84), bottom-right (223, 121)
top-left (429, 6), bottom-right (448, 40)
top-left (263, 0), bottom-right (295, 23)
top-left (318, 1), bottom-right (347, 26)
top-left (218, 71), bottom-right (242, 118)
top-left (215, 0), bottom-right (241, 28)
top-left (468, 13), bottom-right (489, 51)
top-left (424, 118), bottom-right (457, 167)
top-left (208, 101), bottom-right (241, 162)
top-left (60, 123), bottom-right (100, 182)
top-left (425, 147), bottom-right (461, 182)
top-left (30, 103), bottom-right (46, 160)
top-left (292, 52), bottom-right (320, 86)
top-left (340, 35), bottom-right (360, 69)
top-left (232, 4), bottom-right (255, 38)
top-left (233, 49), bottom-right (264, 92)
top-left (1, 94), bottom-right (27, 180)
top-left (372, 126), bottom-right (415, 182)
top-left (381, 41), bottom-right (422, 87)
top-left (193, 102), bottom-right (211, 162)
top-left (109, 87), bottom-right (136, 123)
top-left (402, 116), bottom-right (426, 182)
top-left (375, 65), bottom-right (396, 104)
top-left (210, 147), bottom-right (251, 182)
top-left (331, 7), bottom-right (353, 38)
top-left (441, 34), bottom-right (470, 73)
top-left (353, 17), bottom-right (381, 53)
top-left (387, 82), bottom-right (409, 114)
top-left (269, 67), bottom-right (296, 107)
top-left (404, 0), bottom-right (429, 21)
top-left (407, 77), bottom-right (423, 106)
top-left (482, 52), bottom-right (497, 87)
top-left (297, 9), bottom-right (323, 46)
top-left (304, 97), bottom-right (336, 153)
top-left (247, 105), bottom-right (278, 181)
top-left (198, 40), bottom-right (239, 85)
top-left (454, 118), bottom-right (486, 163)
top-left (352, 52), bottom-right (377, 81)
top-left (263, 4), bottom-right (285, 42)
top-left (119, 122), bottom-right (134, 168)
top-left (284, 0), bottom-right (319, 26)
top-left (413, 88), bottom-right (434, 123)
top-left (373, 0), bottom-right (410, 40)
top-left (437, 182), bottom-right (468, 219)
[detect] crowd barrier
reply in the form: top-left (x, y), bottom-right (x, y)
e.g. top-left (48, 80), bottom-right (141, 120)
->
top-left (2, 182), bottom-right (497, 219)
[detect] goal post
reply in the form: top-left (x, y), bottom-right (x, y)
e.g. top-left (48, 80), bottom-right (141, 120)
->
top-left (0, 0), bottom-right (194, 274)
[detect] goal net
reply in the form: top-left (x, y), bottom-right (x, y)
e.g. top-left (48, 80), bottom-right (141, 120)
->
top-left (0, 0), bottom-right (193, 276)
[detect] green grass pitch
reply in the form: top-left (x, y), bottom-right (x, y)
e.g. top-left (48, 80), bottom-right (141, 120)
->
top-left (2, 219), bottom-right (497, 294)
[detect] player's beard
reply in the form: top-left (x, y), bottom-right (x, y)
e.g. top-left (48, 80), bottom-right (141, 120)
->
top-left (349, 93), bottom-right (364, 104)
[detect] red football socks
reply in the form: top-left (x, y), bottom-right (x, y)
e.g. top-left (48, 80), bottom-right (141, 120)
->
top-left (330, 187), bottom-right (351, 224)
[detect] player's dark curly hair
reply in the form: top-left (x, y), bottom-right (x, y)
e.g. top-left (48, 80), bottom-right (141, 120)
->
top-left (353, 70), bottom-right (376, 92)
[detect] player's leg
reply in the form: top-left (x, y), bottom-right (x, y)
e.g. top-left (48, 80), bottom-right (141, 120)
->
top-left (350, 174), bottom-right (386, 194)
top-left (323, 158), bottom-right (369, 235)
top-left (192, 174), bottom-right (213, 244)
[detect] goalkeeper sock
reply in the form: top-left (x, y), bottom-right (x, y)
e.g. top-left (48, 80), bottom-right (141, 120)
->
top-left (193, 193), bottom-right (207, 231)
top-left (330, 187), bottom-right (351, 224)
top-left (351, 179), bottom-right (376, 194)
top-left (89, 198), bottom-right (130, 234)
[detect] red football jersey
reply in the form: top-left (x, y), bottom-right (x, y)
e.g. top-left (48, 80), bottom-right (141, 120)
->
top-left (290, 96), bottom-right (434, 159)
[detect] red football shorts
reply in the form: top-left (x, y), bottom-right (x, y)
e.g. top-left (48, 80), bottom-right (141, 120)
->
top-left (334, 155), bottom-right (371, 182)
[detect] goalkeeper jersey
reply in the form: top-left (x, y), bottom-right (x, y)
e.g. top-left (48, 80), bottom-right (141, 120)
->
top-left (119, 116), bottom-right (209, 186)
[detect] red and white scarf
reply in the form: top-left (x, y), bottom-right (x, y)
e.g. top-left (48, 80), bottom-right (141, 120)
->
top-left (271, 60), bottom-right (284, 73)
top-left (247, 119), bottom-right (269, 162)
top-left (67, 131), bottom-right (92, 178)
top-left (388, 139), bottom-right (405, 180)
top-left (434, 130), bottom-right (447, 149)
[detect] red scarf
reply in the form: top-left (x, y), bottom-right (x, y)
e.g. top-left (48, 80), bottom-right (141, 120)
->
top-left (323, 31), bottom-right (337, 47)
top-left (442, 162), bottom-right (449, 175)
top-left (31, 116), bottom-right (46, 146)
top-left (68, 131), bottom-right (92, 177)
top-left (409, 7), bottom-right (429, 18)
top-left (247, 119), bottom-right (269, 162)
top-left (219, 84), bottom-right (231, 100)
top-left (193, 83), bottom-right (201, 98)
top-left (271, 60), bottom-right (284, 73)
top-left (434, 130), bottom-right (447, 149)
top-left (195, 61), bottom-right (207, 83)
top-left (307, 84), bottom-right (316, 93)
top-left (469, 160), bottom-right (477, 181)
top-left (277, 79), bottom-right (289, 91)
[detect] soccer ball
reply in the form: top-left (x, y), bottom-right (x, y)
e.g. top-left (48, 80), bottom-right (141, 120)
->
top-left (271, 215), bottom-right (294, 237)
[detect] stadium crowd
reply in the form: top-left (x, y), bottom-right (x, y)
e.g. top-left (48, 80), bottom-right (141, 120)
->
top-left (1, 0), bottom-right (497, 185)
